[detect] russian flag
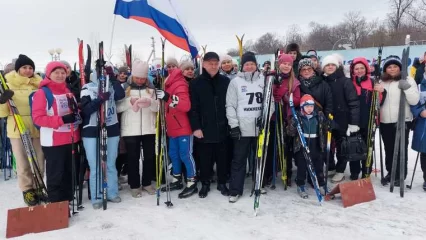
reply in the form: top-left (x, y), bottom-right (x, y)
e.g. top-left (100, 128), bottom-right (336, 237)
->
top-left (114, 0), bottom-right (200, 58)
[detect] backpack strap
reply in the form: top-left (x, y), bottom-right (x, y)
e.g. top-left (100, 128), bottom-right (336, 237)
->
top-left (41, 87), bottom-right (54, 109)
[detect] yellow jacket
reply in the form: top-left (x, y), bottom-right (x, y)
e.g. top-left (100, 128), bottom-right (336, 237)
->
top-left (0, 71), bottom-right (42, 138)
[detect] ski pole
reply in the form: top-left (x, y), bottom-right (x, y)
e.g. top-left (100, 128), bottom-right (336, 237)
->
top-left (325, 114), bottom-right (333, 193)
top-left (406, 152), bottom-right (420, 189)
top-left (66, 93), bottom-right (78, 215)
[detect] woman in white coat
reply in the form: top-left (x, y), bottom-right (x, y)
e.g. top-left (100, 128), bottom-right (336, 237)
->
top-left (376, 55), bottom-right (420, 185)
top-left (117, 61), bottom-right (159, 197)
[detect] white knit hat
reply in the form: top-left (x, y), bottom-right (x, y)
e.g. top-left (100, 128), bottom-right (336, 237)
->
top-left (132, 60), bottom-right (149, 78)
top-left (220, 54), bottom-right (233, 63)
top-left (321, 55), bottom-right (340, 70)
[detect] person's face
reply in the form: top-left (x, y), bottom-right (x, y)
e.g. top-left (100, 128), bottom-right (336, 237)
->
top-left (369, 65), bottom-right (375, 73)
top-left (118, 72), bottom-right (128, 82)
top-left (303, 105), bottom-right (314, 115)
top-left (323, 64), bottom-right (337, 75)
top-left (182, 67), bottom-right (195, 79)
top-left (18, 65), bottom-right (34, 78)
top-left (233, 64), bottom-right (238, 71)
top-left (279, 62), bottom-right (292, 74)
top-left (221, 60), bottom-right (233, 72)
top-left (263, 63), bottom-right (271, 70)
top-left (167, 64), bottom-right (177, 74)
top-left (288, 51), bottom-right (297, 60)
top-left (353, 63), bottom-right (366, 78)
top-left (300, 66), bottom-right (314, 79)
top-left (132, 76), bottom-right (147, 86)
top-left (386, 64), bottom-right (401, 77)
top-left (242, 62), bottom-right (257, 73)
top-left (50, 68), bottom-right (67, 83)
top-left (203, 59), bottom-right (220, 76)
top-left (310, 57), bottom-right (318, 68)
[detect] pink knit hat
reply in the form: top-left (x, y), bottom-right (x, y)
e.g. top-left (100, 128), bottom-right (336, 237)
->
top-left (45, 61), bottom-right (67, 79)
top-left (132, 60), bottom-right (149, 78)
top-left (278, 54), bottom-right (294, 66)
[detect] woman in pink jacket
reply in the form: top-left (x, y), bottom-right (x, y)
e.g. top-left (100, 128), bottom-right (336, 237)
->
top-left (32, 61), bottom-right (81, 203)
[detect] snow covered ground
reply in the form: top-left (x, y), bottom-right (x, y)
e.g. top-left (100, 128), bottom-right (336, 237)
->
top-left (1, 134), bottom-right (426, 240)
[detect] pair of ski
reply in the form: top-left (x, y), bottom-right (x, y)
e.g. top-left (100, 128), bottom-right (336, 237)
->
top-left (389, 43), bottom-right (410, 198)
top-left (0, 73), bottom-right (49, 204)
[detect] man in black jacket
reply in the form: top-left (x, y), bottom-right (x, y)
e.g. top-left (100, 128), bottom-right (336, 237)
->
top-left (190, 52), bottom-right (231, 198)
top-left (415, 53), bottom-right (426, 84)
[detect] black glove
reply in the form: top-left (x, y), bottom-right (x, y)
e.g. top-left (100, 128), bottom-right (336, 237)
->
top-left (230, 127), bottom-right (241, 140)
top-left (155, 89), bottom-right (170, 101)
top-left (0, 89), bottom-right (14, 104)
top-left (98, 92), bottom-right (110, 103)
top-left (62, 113), bottom-right (76, 124)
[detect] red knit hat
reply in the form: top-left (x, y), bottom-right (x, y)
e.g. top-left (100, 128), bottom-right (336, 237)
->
top-left (278, 54), bottom-right (294, 66)
top-left (300, 94), bottom-right (315, 107)
top-left (45, 61), bottom-right (67, 79)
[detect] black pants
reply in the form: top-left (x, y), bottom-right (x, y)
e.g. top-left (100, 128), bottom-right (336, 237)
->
top-left (348, 128), bottom-right (371, 178)
top-left (229, 137), bottom-right (257, 196)
top-left (420, 153), bottom-right (426, 182)
top-left (116, 153), bottom-right (127, 177)
top-left (198, 141), bottom-right (228, 184)
top-left (295, 138), bottom-right (324, 187)
top-left (380, 122), bottom-right (409, 179)
top-left (124, 135), bottom-right (155, 189)
top-left (44, 144), bottom-right (78, 203)
top-left (328, 130), bottom-right (347, 173)
top-left (226, 137), bottom-right (234, 178)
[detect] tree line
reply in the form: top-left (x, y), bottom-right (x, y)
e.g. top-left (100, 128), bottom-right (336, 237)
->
top-left (227, 0), bottom-right (426, 56)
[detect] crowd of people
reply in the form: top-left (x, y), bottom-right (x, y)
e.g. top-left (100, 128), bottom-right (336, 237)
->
top-left (0, 43), bottom-right (425, 210)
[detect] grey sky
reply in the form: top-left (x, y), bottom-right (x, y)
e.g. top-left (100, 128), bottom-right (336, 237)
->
top-left (0, 0), bottom-right (390, 71)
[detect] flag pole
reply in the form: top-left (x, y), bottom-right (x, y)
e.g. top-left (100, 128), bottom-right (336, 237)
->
top-left (109, 15), bottom-right (117, 57)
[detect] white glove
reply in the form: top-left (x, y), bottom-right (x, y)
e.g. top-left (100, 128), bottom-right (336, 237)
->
top-left (169, 95), bottom-right (179, 108)
top-left (346, 124), bottom-right (360, 136)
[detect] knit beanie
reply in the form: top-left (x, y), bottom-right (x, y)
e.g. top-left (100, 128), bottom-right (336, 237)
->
top-left (15, 54), bottom-right (35, 72)
top-left (278, 54), bottom-right (294, 66)
top-left (60, 60), bottom-right (71, 69)
top-left (382, 55), bottom-right (402, 72)
top-left (118, 66), bottom-right (128, 74)
top-left (300, 94), bottom-right (315, 108)
top-left (321, 55), bottom-right (340, 70)
top-left (45, 61), bottom-right (67, 79)
top-left (331, 53), bottom-right (344, 66)
top-left (132, 60), bottom-right (149, 78)
top-left (241, 52), bottom-right (257, 68)
top-left (166, 57), bottom-right (178, 67)
top-left (220, 54), bottom-right (233, 64)
top-left (180, 60), bottom-right (194, 71)
top-left (298, 58), bottom-right (315, 73)
top-left (4, 63), bottom-right (14, 74)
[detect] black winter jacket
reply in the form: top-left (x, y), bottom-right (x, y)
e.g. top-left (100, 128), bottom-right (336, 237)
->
top-left (414, 62), bottom-right (425, 85)
top-left (299, 75), bottom-right (333, 117)
top-left (190, 69), bottom-right (230, 143)
top-left (323, 72), bottom-right (360, 134)
top-left (66, 71), bottom-right (82, 102)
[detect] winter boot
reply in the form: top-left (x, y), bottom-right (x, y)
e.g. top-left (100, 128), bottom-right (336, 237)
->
top-left (350, 174), bottom-right (359, 181)
top-left (142, 185), bottom-right (156, 195)
top-left (198, 181), bottom-right (210, 198)
top-left (36, 188), bottom-right (49, 203)
top-left (384, 173), bottom-right (391, 183)
top-left (286, 177), bottom-right (292, 187)
top-left (178, 178), bottom-right (198, 199)
top-left (260, 188), bottom-right (267, 194)
top-left (331, 172), bottom-right (345, 183)
top-left (108, 196), bottom-right (122, 203)
top-left (131, 188), bottom-right (142, 198)
top-left (23, 189), bottom-right (38, 206)
top-left (217, 184), bottom-right (229, 196)
top-left (229, 194), bottom-right (240, 203)
top-left (327, 170), bottom-right (336, 177)
top-left (161, 175), bottom-right (183, 192)
top-left (92, 202), bottom-right (102, 209)
top-left (297, 185), bottom-right (308, 199)
top-left (423, 182), bottom-right (426, 191)
top-left (319, 185), bottom-right (330, 196)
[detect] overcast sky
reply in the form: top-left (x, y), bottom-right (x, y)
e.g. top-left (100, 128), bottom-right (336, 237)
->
top-left (0, 0), bottom-right (390, 71)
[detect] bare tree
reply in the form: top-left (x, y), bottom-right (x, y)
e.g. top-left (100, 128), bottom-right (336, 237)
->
top-left (305, 22), bottom-right (337, 50)
top-left (406, 0), bottom-right (426, 28)
top-left (251, 33), bottom-right (285, 54)
top-left (285, 24), bottom-right (303, 45)
top-left (341, 11), bottom-right (377, 48)
top-left (387, 0), bottom-right (415, 31)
